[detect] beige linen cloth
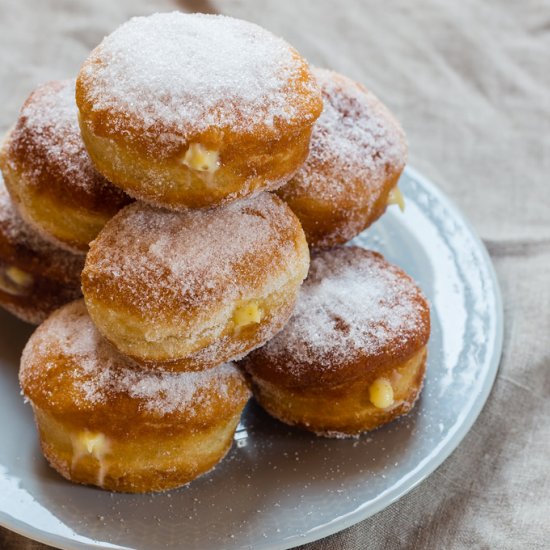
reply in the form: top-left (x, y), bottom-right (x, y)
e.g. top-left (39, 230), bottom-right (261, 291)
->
top-left (1, 1), bottom-right (548, 548)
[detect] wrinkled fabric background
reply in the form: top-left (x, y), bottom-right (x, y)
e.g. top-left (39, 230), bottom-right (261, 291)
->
top-left (1, 1), bottom-right (548, 548)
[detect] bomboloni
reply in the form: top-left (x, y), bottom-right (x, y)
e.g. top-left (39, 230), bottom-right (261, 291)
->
top-left (19, 300), bottom-right (251, 493)
top-left (82, 193), bottom-right (310, 370)
top-left (0, 80), bottom-right (131, 253)
top-left (76, 12), bottom-right (323, 209)
top-left (240, 246), bottom-right (430, 437)
top-left (0, 173), bottom-right (83, 324)
top-left (277, 68), bottom-right (408, 248)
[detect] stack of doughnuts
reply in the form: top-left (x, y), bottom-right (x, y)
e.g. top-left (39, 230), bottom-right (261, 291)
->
top-left (1, 12), bottom-right (429, 494)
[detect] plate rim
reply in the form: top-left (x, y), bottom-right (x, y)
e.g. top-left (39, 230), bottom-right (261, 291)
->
top-left (0, 166), bottom-right (504, 550)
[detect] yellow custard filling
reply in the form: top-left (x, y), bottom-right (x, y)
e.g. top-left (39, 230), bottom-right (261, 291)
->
top-left (387, 187), bottom-right (405, 212)
top-left (6, 266), bottom-right (34, 287)
top-left (0, 265), bottom-right (34, 296)
top-left (72, 431), bottom-right (110, 458)
top-left (369, 377), bottom-right (394, 409)
top-left (71, 430), bottom-right (111, 487)
top-left (233, 301), bottom-right (263, 329)
top-left (182, 144), bottom-right (220, 173)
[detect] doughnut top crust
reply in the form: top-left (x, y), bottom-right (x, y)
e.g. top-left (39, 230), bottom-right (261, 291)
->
top-left (83, 193), bottom-right (307, 322)
top-left (76, 12), bottom-right (322, 155)
top-left (20, 301), bottom-right (250, 432)
top-left (3, 80), bottom-right (130, 212)
top-left (282, 68), bottom-right (407, 203)
top-left (242, 247), bottom-right (430, 387)
top-left (0, 174), bottom-right (83, 283)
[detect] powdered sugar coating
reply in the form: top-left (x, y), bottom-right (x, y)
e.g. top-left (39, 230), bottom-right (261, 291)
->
top-left (77, 12), bottom-right (321, 150)
top-left (0, 174), bottom-right (84, 281)
top-left (84, 193), bottom-right (306, 319)
top-left (20, 301), bottom-right (248, 417)
top-left (4, 80), bottom-right (125, 205)
top-left (245, 247), bottom-right (429, 380)
top-left (282, 68), bottom-right (407, 204)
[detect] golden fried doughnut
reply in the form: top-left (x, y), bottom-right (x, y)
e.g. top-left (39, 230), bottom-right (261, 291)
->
top-left (240, 246), bottom-right (430, 437)
top-left (82, 193), bottom-right (310, 371)
top-left (0, 173), bottom-right (83, 324)
top-left (0, 80), bottom-right (131, 253)
top-left (76, 12), bottom-right (323, 210)
top-left (276, 68), bottom-right (408, 248)
top-left (19, 300), bottom-right (251, 493)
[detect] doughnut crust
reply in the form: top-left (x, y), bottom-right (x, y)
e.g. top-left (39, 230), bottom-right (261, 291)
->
top-left (276, 68), bottom-right (408, 248)
top-left (0, 173), bottom-right (83, 324)
top-left (76, 12), bottom-right (323, 210)
top-left (19, 301), bottom-right (251, 493)
top-left (0, 80), bottom-right (131, 253)
top-left (82, 193), bottom-right (310, 371)
top-left (240, 246), bottom-right (430, 437)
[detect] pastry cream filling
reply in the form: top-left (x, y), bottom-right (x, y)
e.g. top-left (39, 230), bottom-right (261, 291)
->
top-left (0, 266), bottom-right (33, 296)
top-left (387, 187), bottom-right (405, 212)
top-left (182, 143), bottom-right (220, 173)
top-left (71, 431), bottom-right (111, 486)
top-left (233, 301), bottom-right (263, 329)
top-left (369, 377), bottom-right (394, 409)
top-left (6, 266), bottom-right (34, 287)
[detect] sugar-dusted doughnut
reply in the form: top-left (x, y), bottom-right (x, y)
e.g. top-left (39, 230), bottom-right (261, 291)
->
top-left (76, 12), bottom-right (323, 210)
top-left (0, 80), bottom-right (131, 253)
top-left (0, 172), bottom-right (83, 324)
top-left (240, 246), bottom-right (430, 437)
top-left (82, 193), bottom-right (310, 370)
top-left (20, 300), bottom-right (251, 492)
top-left (277, 68), bottom-right (408, 248)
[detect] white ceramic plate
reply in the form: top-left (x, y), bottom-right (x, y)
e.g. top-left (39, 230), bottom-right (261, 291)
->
top-left (0, 167), bottom-right (503, 550)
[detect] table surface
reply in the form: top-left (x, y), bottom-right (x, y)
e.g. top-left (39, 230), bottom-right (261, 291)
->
top-left (1, 1), bottom-right (548, 549)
